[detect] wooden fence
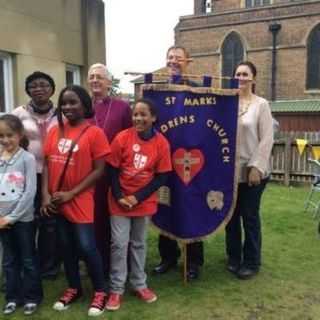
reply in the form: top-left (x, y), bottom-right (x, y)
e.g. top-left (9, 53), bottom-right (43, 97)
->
top-left (271, 131), bottom-right (320, 186)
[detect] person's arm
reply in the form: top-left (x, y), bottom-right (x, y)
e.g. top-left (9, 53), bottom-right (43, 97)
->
top-left (4, 154), bottom-right (37, 225)
top-left (133, 172), bottom-right (170, 203)
top-left (52, 158), bottom-right (105, 205)
top-left (41, 158), bottom-right (57, 216)
top-left (127, 135), bottom-right (172, 205)
top-left (248, 99), bottom-right (274, 186)
top-left (109, 165), bottom-right (123, 200)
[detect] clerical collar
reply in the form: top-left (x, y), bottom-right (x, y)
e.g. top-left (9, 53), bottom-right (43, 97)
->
top-left (93, 96), bottom-right (110, 105)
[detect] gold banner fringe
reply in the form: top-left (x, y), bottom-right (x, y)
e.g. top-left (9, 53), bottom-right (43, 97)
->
top-left (142, 83), bottom-right (239, 96)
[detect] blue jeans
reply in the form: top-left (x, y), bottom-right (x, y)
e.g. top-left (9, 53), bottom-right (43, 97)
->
top-left (34, 174), bottom-right (60, 277)
top-left (225, 178), bottom-right (268, 269)
top-left (0, 221), bottom-right (43, 304)
top-left (57, 216), bottom-right (105, 292)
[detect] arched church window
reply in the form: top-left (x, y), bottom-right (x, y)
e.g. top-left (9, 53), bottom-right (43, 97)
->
top-left (221, 32), bottom-right (244, 87)
top-left (306, 24), bottom-right (320, 90)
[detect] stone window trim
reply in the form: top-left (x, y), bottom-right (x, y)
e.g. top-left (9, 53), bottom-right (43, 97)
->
top-left (0, 51), bottom-right (14, 114)
top-left (66, 64), bottom-right (81, 86)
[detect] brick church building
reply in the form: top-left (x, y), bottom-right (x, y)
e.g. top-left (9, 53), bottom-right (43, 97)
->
top-left (173, 0), bottom-right (320, 131)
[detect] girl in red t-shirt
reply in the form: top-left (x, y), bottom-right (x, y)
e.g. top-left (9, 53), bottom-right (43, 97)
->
top-left (41, 85), bottom-right (110, 317)
top-left (106, 98), bottom-right (172, 311)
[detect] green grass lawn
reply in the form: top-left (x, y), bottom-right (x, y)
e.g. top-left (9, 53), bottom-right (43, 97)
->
top-left (2, 183), bottom-right (320, 320)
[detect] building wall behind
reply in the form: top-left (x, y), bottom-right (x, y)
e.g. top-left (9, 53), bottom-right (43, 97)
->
top-left (0, 0), bottom-right (105, 107)
top-left (181, 0), bottom-right (320, 100)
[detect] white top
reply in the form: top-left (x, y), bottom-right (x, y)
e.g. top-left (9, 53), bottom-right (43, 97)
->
top-left (238, 95), bottom-right (274, 183)
top-left (12, 104), bottom-right (57, 173)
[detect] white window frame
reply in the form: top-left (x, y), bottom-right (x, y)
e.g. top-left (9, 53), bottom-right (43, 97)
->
top-left (66, 64), bottom-right (81, 85)
top-left (244, 0), bottom-right (273, 8)
top-left (0, 51), bottom-right (14, 113)
top-left (205, 0), bottom-right (212, 13)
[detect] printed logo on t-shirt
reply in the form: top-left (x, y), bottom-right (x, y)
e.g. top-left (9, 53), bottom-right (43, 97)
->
top-left (58, 138), bottom-right (79, 154)
top-left (0, 171), bottom-right (24, 207)
top-left (132, 144), bottom-right (141, 152)
top-left (133, 153), bottom-right (148, 169)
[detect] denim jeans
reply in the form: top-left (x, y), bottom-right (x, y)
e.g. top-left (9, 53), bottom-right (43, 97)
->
top-left (225, 178), bottom-right (268, 269)
top-left (0, 221), bottom-right (43, 304)
top-left (34, 174), bottom-right (60, 278)
top-left (57, 216), bottom-right (105, 292)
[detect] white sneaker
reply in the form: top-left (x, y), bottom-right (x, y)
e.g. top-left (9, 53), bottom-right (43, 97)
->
top-left (88, 292), bottom-right (106, 317)
top-left (23, 303), bottom-right (38, 315)
top-left (3, 302), bottom-right (17, 315)
top-left (53, 301), bottom-right (69, 311)
top-left (53, 288), bottom-right (82, 311)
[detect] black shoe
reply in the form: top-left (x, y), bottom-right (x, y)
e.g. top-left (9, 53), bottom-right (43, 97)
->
top-left (187, 266), bottom-right (199, 281)
top-left (226, 261), bottom-right (240, 274)
top-left (41, 273), bottom-right (58, 280)
top-left (237, 266), bottom-right (259, 280)
top-left (153, 261), bottom-right (177, 274)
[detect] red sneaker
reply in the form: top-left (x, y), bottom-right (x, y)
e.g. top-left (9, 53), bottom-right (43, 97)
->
top-left (53, 288), bottom-right (82, 311)
top-left (135, 288), bottom-right (157, 303)
top-left (105, 293), bottom-right (121, 311)
top-left (88, 291), bottom-right (106, 316)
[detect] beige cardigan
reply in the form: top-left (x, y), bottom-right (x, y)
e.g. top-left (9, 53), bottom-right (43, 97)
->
top-left (238, 95), bottom-right (274, 183)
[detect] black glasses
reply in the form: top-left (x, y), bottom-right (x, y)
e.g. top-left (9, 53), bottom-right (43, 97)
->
top-left (28, 83), bottom-right (51, 90)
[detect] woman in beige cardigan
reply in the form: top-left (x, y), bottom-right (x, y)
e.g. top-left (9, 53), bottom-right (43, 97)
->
top-left (226, 61), bottom-right (274, 280)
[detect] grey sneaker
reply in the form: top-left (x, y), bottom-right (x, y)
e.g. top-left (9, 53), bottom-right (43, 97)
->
top-left (3, 302), bottom-right (17, 315)
top-left (23, 303), bottom-right (38, 316)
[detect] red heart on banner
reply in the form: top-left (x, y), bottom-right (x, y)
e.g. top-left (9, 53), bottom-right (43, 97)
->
top-left (172, 148), bottom-right (205, 186)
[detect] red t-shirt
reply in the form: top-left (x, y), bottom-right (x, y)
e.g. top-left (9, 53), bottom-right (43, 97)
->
top-left (43, 121), bottom-right (111, 223)
top-left (107, 128), bottom-right (172, 216)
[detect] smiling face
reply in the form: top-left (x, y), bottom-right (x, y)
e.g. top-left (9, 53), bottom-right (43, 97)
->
top-left (166, 48), bottom-right (188, 76)
top-left (0, 121), bottom-right (22, 154)
top-left (61, 90), bottom-right (85, 125)
top-left (27, 77), bottom-right (54, 106)
top-left (132, 102), bottom-right (156, 133)
top-left (87, 67), bottom-right (111, 98)
top-left (234, 64), bottom-right (255, 92)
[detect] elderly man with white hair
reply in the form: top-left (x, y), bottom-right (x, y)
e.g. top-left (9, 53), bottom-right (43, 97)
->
top-left (88, 63), bottom-right (132, 278)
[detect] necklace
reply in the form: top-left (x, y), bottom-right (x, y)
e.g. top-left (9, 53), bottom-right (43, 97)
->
top-left (94, 98), bottom-right (113, 131)
top-left (239, 96), bottom-right (253, 117)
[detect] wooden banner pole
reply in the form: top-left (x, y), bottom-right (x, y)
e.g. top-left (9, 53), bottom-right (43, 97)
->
top-left (183, 243), bottom-right (188, 285)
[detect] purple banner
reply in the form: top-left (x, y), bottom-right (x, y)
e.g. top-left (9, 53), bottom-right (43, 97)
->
top-left (143, 84), bottom-right (239, 242)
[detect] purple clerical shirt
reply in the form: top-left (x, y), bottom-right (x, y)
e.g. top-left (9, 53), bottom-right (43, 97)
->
top-left (89, 96), bottom-right (132, 142)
